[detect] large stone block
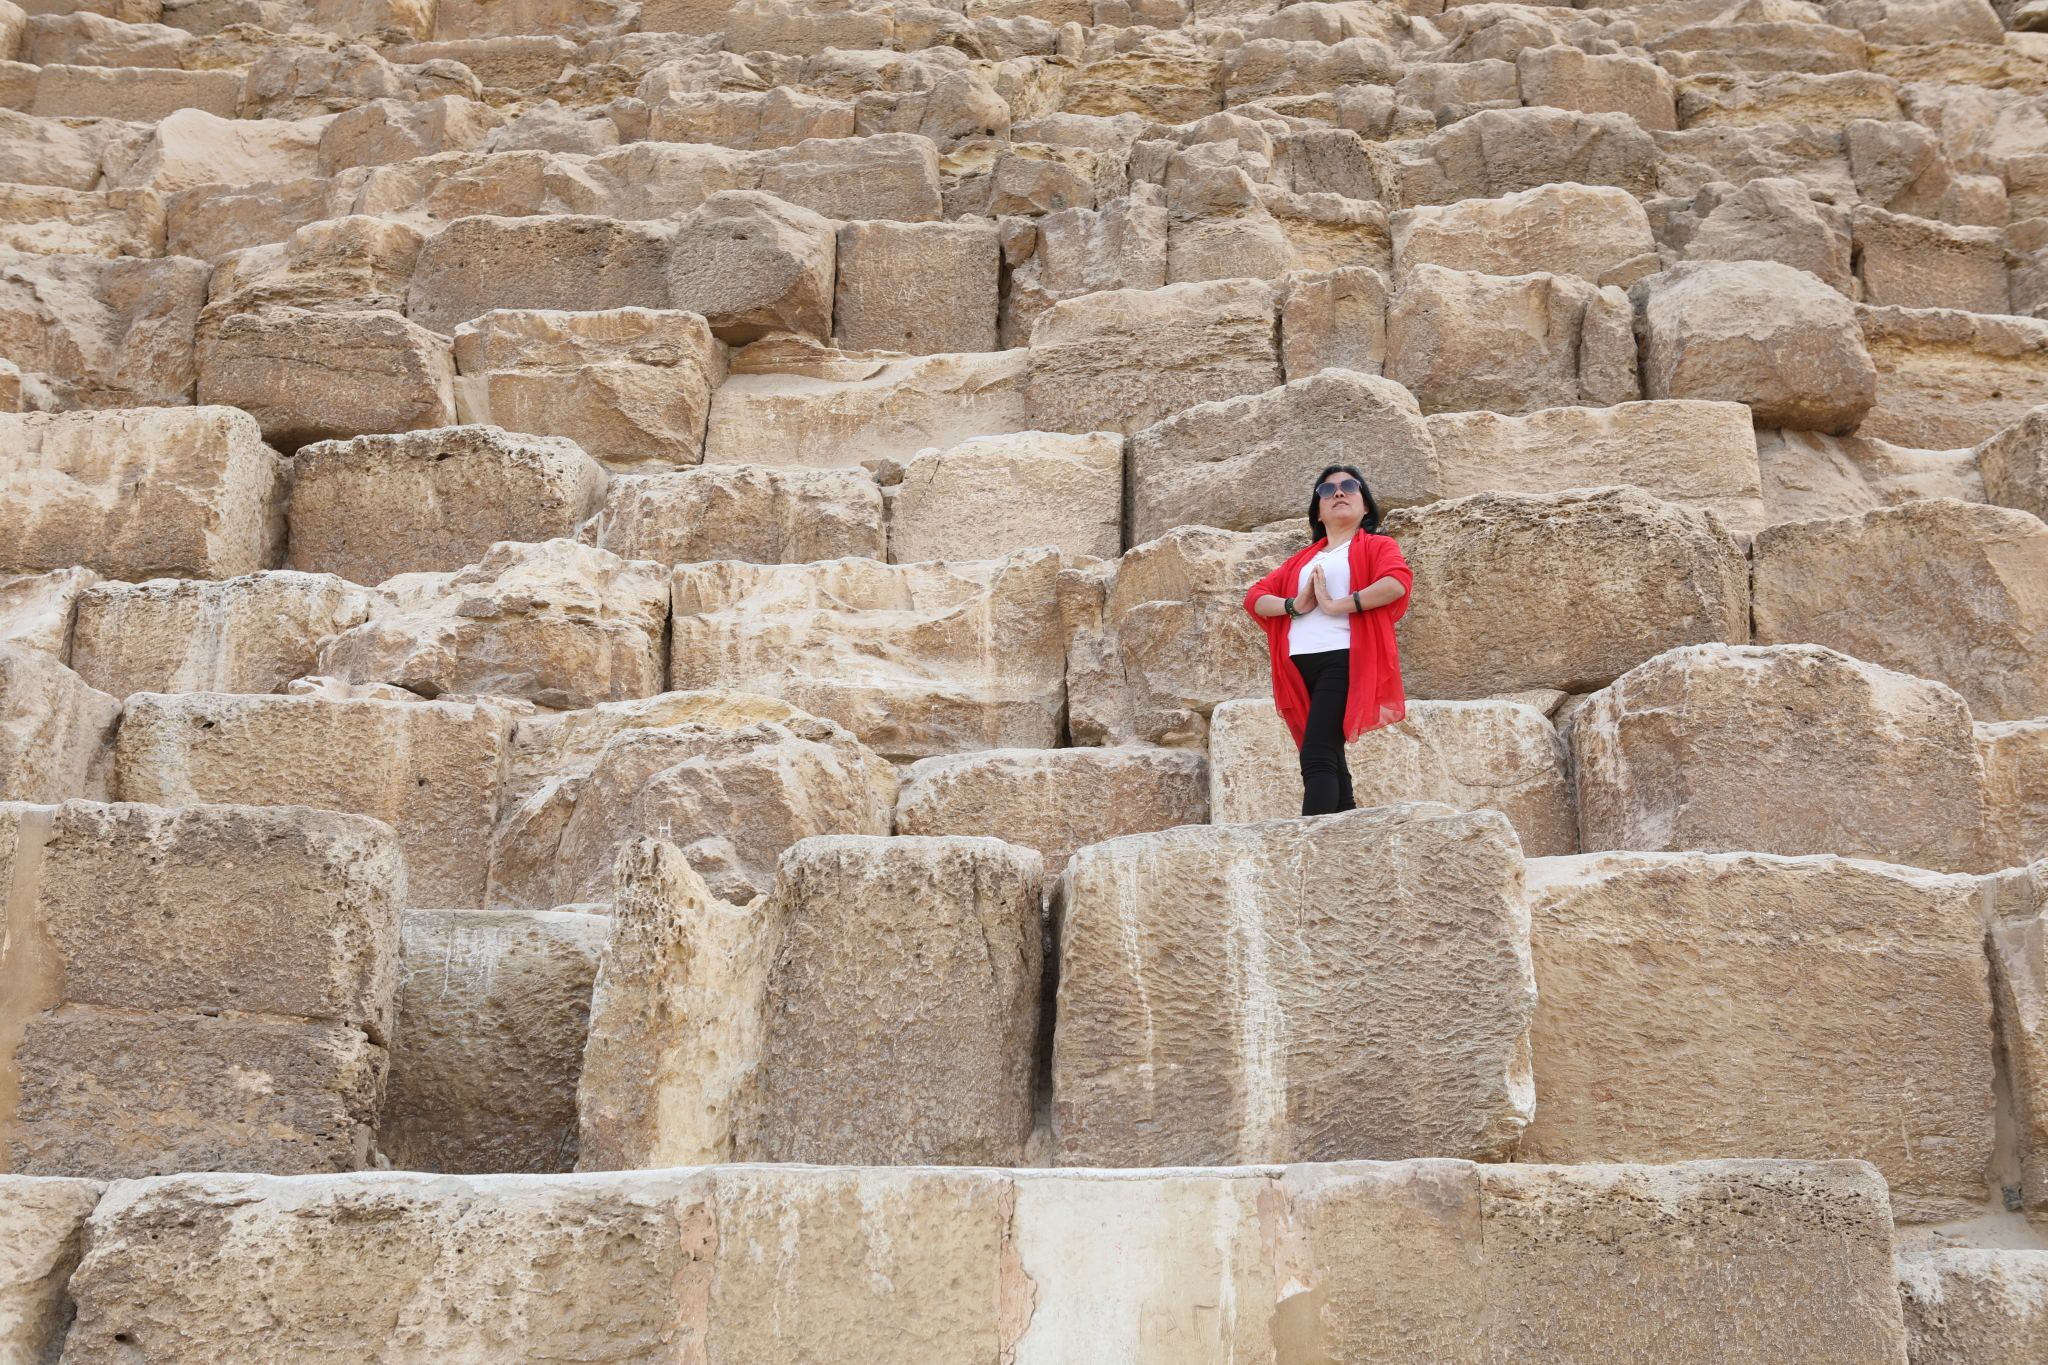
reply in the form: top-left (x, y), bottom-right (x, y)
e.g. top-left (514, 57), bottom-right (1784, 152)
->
top-left (1386, 487), bottom-right (1749, 699)
top-left (1053, 804), bottom-right (1536, 1166)
top-left (1990, 883), bottom-right (2048, 1218)
top-left (0, 566), bottom-right (95, 658)
top-left (1520, 851), bottom-right (1993, 1221)
top-left (667, 190), bottom-right (837, 344)
top-left (29, 63), bottom-right (238, 122)
top-left (1853, 205), bottom-right (2007, 314)
top-left (116, 693), bottom-right (509, 908)
top-left (196, 308), bottom-right (456, 452)
top-left (1753, 499), bottom-right (2048, 722)
top-left (1982, 405), bottom-right (2048, 525)
top-left (0, 250), bottom-right (204, 409)
top-left (594, 463), bottom-right (884, 566)
top-left (450, 308), bottom-right (727, 474)
top-left (1980, 719), bottom-right (2048, 872)
top-left (757, 133), bottom-right (944, 224)
top-left (0, 407), bottom-right (286, 581)
top-left (1208, 698), bottom-right (1576, 856)
top-left (834, 218), bottom-right (998, 355)
top-left (1393, 107), bottom-right (1659, 207)
top-left (405, 215), bottom-right (673, 337)
top-left (288, 425), bottom-right (609, 585)
top-left (1667, 176), bottom-right (1856, 294)
top-left (113, 110), bottom-right (325, 197)
top-left (1277, 264), bottom-right (1387, 380)
top-left (317, 95), bottom-right (503, 176)
top-left (1023, 278), bottom-right (1282, 437)
top-left (1857, 305), bottom-right (2048, 450)
top-left (1391, 182), bottom-right (1658, 285)
top-left (893, 745), bottom-right (1209, 874)
top-left (1573, 643), bottom-right (1992, 872)
top-left (670, 549), bottom-right (1065, 760)
top-left (0, 645), bottom-right (118, 802)
top-left (888, 429), bottom-right (1120, 562)
top-left (0, 1175), bottom-right (100, 1365)
top-left (69, 572), bottom-right (373, 700)
top-left (1517, 43), bottom-right (1677, 130)
top-left (380, 907), bottom-right (606, 1175)
top-left (1898, 1251), bottom-right (2048, 1364)
top-left (1386, 265), bottom-right (1638, 416)
top-left (1063, 52), bottom-right (1223, 123)
top-left (1756, 426), bottom-right (1982, 525)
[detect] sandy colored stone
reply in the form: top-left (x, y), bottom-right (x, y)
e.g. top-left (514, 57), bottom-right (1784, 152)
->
top-left (1980, 719), bottom-right (2048, 873)
top-left (407, 215), bottom-right (674, 338)
top-left (201, 215), bottom-right (426, 327)
top-left (1277, 264), bottom-right (1387, 380)
top-left (0, 645), bottom-right (118, 803)
top-left (114, 109), bottom-right (325, 196)
top-left (1391, 182), bottom-right (1657, 286)
top-left (380, 907), bottom-right (606, 1175)
top-left (116, 692), bottom-right (509, 909)
top-left (1053, 803), bottom-right (1535, 1166)
top-left (756, 133), bottom-right (943, 224)
top-left (197, 308), bottom-right (456, 452)
top-left (741, 834), bottom-right (1042, 1166)
top-left (1386, 487), bottom-right (1749, 699)
top-left (29, 63), bottom-right (237, 122)
top-left (1898, 1251), bottom-right (2048, 1364)
top-left (1858, 305), bottom-right (2048, 450)
top-left (893, 745), bottom-right (1208, 874)
top-left (1063, 52), bottom-right (1222, 123)
top-left (317, 95), bottom-right (504, 176)
top-left (889, 429), bottom-right (1120, 562)
top-left (0, 566), bottom-right (94, 659)
top-left (1757, 426), bottom-right (1982, 524)
top-left (0, 250), bottom-right (205, 408)
top-left (1990, 888), bottom-right (2048, 1216)
top-left (647, 87), bottom-right (854, 150)
top-left (1392, 107), bottom-right (1658, 208)
top-left (0, 184), bottom-right (163, 260)
top-left (1207, 698), bottom-right (1576, 856)
top-left (0, 1174), bottom-right (100, 1365)
top-left (834, 218), bottom-right (998, 356)
top-left (1667, 176), bottom-right (1856, 294)
top-left (70, 572), bottom-right (373, 700)
top-left (1753, 499), bottom-right (2048, 722)
top-left (1853, 205), bottom-right (2007, 314)
top-left (594, 463), bottom-right (884, 566)
top-left (1386, 265), bottom-right (1637, 416)
top-left (1676, 70), bottom-right (1902, 130)
top-left (1517, 43), bottom-right (1677, 130)
top-left (670, 548), bottom-right (1064, 760)
top-left (668, 190), bottom-right (837, 345)
top-left (1573, 643), bottom-right (1992, 873)
top-left (451, 307), bottom-right (727, 474)
top-left (317, 539), bottom-right (669, 711)
top-left (1520, 851), bottom-right (1993, 1220)
top-left (1982, 405), bottom-right (2048, 525)
top-left (288, 425), bottom-right (608, 584)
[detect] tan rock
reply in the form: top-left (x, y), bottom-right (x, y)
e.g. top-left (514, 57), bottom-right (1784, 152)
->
top-left (1393, 107), bottom-right (1658, 208)
top-left (1063, 52), bottom-right (1222, 123)
top-left (288, 425), bottom-right (608, 584)
top-left (889, 429), bottom-right (1120, 562)
top-left (29, 63), bottom-right (239, 122)
top-left (1898, 1251), bottom-right (2048, 1362)
top-left (1573, 643), bottom-right (1992, 872)
top-left (196, 308), bottom-right (456, 452)
top-left (1990, 883), bottom-right (2048, 1215)
top-left (202, 216), bottom-right (427, 325)
top-left (0, 251), bottom-right (207, 409)
top-left (380, 907), bottom-right (606, 1174)
top-left (1982, 405), bottom-right (2048, 524)
top-left (1053, 803), bottom-right (1536, 1166)
top-left (317, 95), bottom-right (504, 176)
top-left (451, 308), bottom-right (727, 474)
top-left (1979, 719), bottom-right (2048, 872)
top-left (0, 644), bottom-right (119, 802)
top-left (115, 692), bottom-right (510, 908)
top-left (114, 109), bottom-right (325, 196)
top-left (0, 566), bottom-right (95, 658)
top-left (1386, 265), bottom-right (1637, 416)
top-left (239, 42), bottom-right (475, 121)
top-left (1517, 43), bottom-right (1677, 130)
top-left (407, 215), bottom-right (675, 337)
top-left (1677, 70), bottom-right (1902, 130)
top-left (0, 184), bottom-right (163, 260)
top-left (647, 86), bottom-right (855, 150)
top-left (1670, 176), bottom-right (1856, 295)
top-left (1646, 19), bottom-right (1870, 73)
top-left (670, 548), bottom-right (1065, 759)
top-left (666, 190), bottom-right (836, 345)
top-left (0, 1174), bottom-right (100, 1364)
top-left (1757, 426), bottom-right (1982, 524)
top-left (1391, 182), bottom-right (1658, 285)
top-left (1223, 36), bottom-right (1398, 107)
top-left (832, 218), bottom-right (998, 356)
top-left (0, 407), bottom-right (286, 581)
top-left (1854, 205), bottom-right (2008, 313)
top-left (1277, 263), bottom-right (1388, 380)
top-left (594, 463), bottom-right (884, 566)
top-left (756, 132), bottom-right (944, 223)
top-left (1207, 698), bottom-right (1576, 856)
top-left (1858, 304), bottom-right (2048, 449)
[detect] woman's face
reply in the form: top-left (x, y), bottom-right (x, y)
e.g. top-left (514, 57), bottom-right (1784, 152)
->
top-left (1318, 476), bottom-right (1364, 522)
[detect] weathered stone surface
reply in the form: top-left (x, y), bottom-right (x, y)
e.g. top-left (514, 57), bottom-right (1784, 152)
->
top-left (288, 425), bottom-right (608, 584)
top-left (317, 539), bottom-right (669, 711)
top-left (406, 215), bottom-right (673, 338)
top-left (1520, 851), bottom-right (1993, 1221)
top-left (1023, 278), bottom-right (1281, 436)
top-left (834, 218), bottom-right (999, 355)
top-left (893, 745), bottom-right (1209, 874)
top-left (380, 907), bottom-right (606, 1175)
top-left (1858, 305), bottom-right (2048, 450)
top-left (594, 463), bottom-right (884, 566)
top-left (0, 645), bottom-right (119, 802)
top-left (670, 548), bottom-right (1064, 760)
top-left (1386, 265), bottom-right (1637, 416)
top-left (451, 308), bottom-right (727, 474)
top-left (1979, 719), bottom-right (2048, 873)
top-left (1898, 1251), bottom-right (2048, 1363)
top-left (1393, 107), bottom-right (1659, 207)
top-left (70, 572), bottom-right (373, 700)
top-left (889, 429), bottom-right (1120, 562)
top-left (1665, 176), bottom-right (1856, 294)
top-left (0, 184), bottom-right (162, 260)
top-left (1990, 887), bottom-right (2048, 1217)
top-left (1982, 405), bottom-right (2048, 525)
top-left (757, 133), bottom-right (944, 223)
top-left (1632, 259), bottom-right (1877, 433)
top-left (1757, 426), bottom-right (1982, 525)
top-left (114, 109), bottom-right (326, 197)
top-left (1753, 499), bottom-right (2048, 722)
top-left (317, 95), bottom-right (504, 175)
top-left (1277, 264), bottom-right (1387, 380)
top-left (0, 407), bottom-right (286, 581)
top-left (0, 1174), bottom-right (100, 1363)
top-left (668, 190), bottom-right (837, 344)
top-left (196, 308), bottom-right (457, 452)
top-left (1053, 804), bottom-right (1536, 1166)
top-left (1063, 53), bottom-right (1222, 123)
top-left (1386, 487), bottom-right (1749, 700)
top-left (1573, 643), bottom-right (1992, 873)
top-left (0, 566), bottom-right (94, 658)
top-left (1518, 43), bottom-right (1677, 129)
top-left (1208, 698), bottom-right (1576, 856)
top-left (202, 215), bottom-right (428, 324)
top-left (1853, 205), bottom-right (2007, 313)
top-left (1392, 182), bottom-right (1658, 285)
top-left (116, 693), bottom-right (509, 908)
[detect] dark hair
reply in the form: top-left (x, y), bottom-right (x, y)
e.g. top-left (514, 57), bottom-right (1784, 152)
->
top-left (1307, 464), bottom-right (1381, 543)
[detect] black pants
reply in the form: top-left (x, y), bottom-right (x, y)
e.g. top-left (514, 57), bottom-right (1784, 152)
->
top-left (1292, 649), bottom-right (1355, 817)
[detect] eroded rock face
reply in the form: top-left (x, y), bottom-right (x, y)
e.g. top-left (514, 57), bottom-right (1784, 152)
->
top-left (1898, 1251), bottom-right (2048, 1363)
top-left (1052, 804), bottom-right (1536, 1167)
top-left (1981, 405), bottom-right (2048, 525)
top-left (0, 1175), bottom-right (101, 1362)
top-left (1385, 265), bottom-right (1637, 415)
top-left (1989, 881), bottom-right (2048, 1220)
top-left (196, 308), bottom-right (457, 452)
top-left (1521, 851), bottom-right (1994, 1222)
top-left (668, 190), bottom-right (838, 343)
top-left (1859, 308), bottom-right (2048, 451)
top-left (0, 644), bottom-right (120, 803)
top-left (1391, 181), bottom-right (1658, 285)
top-left (889, 429), bottom-right (1121, 562)
top-left (595, 463), bottom-right (885, 566)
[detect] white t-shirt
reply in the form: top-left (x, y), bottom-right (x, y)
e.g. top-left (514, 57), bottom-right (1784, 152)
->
top-left (1287, 540), bottom-right (1354, 655)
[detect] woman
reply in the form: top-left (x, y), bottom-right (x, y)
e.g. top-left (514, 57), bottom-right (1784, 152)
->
top-left (1243, 465), bottom-right (1413, 817)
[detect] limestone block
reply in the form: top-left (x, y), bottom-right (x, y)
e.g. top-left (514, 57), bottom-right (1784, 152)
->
top-left (1011, 194), bottom-right (1169, 349)
top-left (1573, 643), bottom-right (1992, 872)
top-left (30, 64), bottom-right (238, 122)
top-left (1425, 400), bottom-right (1767, 532)
top-left (0, 109), bottom-right (134, 193)
top-left (1063, 524), bottom-right (1297, 748)
top-left (1668, 176), bottom-right (1856, 295)
top-left (1386, 487), bottom-right (1749, 699)
top-left (888, 429), bottom-right (1120, 562)
top-left (1757, 426), bottom-right (1983, 524)
top-left (893, 745), bottom-right (1209, 873)
top-left (0, 184), bottom-right (163, 260)
top-left (116, 693), bottom-right (509, 908)
top-left (1753, 499), bottom-right (2048, 722)
top-left (668, 190), bottom-right (836, 345)
top-left (1854, 206), bottom-right (2007, 313)
top-left (1024, 278), bottom-right (1281, 436)
top-left (647, 87), bottom-right (854, 150)
top-left (834, 219), bottom-right (998, 355)
top-left (380, 907), bottom-right (606, 1175)
top-left (1223, 36), bottom-right (1397, 107)
top-left (1676, 71), bottom-right (1902, 130)
top-left (1062, 53), bottom-right (1222, 123)
top-left (1982, 405), bottom-right (2048, 523)
top-left (70, 572), bottom-right (373, 700)
top-left (202, 216), bottom-right (426, 324)
top-left (239, 43), bottom-right (475, 121)
top-left (1652, 123), bottom-right (1858, 204)
top-left (406, 215), bottom-right (674, 337)
top-left (1052, 803), bottom-right (1536, 1166)
top-left (1633, 259), bottom-right (1877, 434)
top-left (0, 644), bottom-right (118, 801)
top-left (1858, 306), bottom-right (2048, 449)
top-left (1396, 59), bottom-right (1522, 128)
top-left (1898, 1251), bottom-right (2048, 1363)
top-left (196, 308), bottom-right (455, 453)
top-left (114, 108), bottom-right (324, 196)
top-left (317, 96), bottom-right (503, 176)
top-left (316, 539), bottom-right (669, 711)
top-left (288, 425), bottom-right (608, 584)
top-left (670, 549), bottom-right (1065, 760)
top-left (449, 308), bottom-right (725, 475)
top-left (0, 407), bottom-right (286, 581)
top-left (1990, 889), bottom-right (2048, 1215)
top-left (756, 132), bottom-right (943, 223)
top-left (485, 100), bottom-right (620, 157)
top-left (1386, 266), bottom-right (1635, 416)
top-left (1520, 851), bottom-right (1993, 1220)
top-left (1391, 182), bottom-right (1658, 286)
top-left (1208, 698), bottom-right (1576, 856)
top-left (1645, 20), bottom-right (1870, 74)
top-left (22, 11), bottom-right (187, 67)
top-left (594, 464), bottom-right (884, 566)
top-left (389, 35), bottom-right (579, 83)
top-left (704, 346), bottom-right (1029, 470)
top-left (0, 251), bottom-right (207, 409)
top-left (1393, 107), bottom-right (1658, 208)
top-left (1517, 44), bottom-right (1677, 130)
top-left (0, 1175), bottom-right (100, 1365)
top-left (0, 566), bottom-right (94, 658)
top-left (163, 178), bottom-right (345, 265)
top-left (1277, 264), bottom-right (1387, 380)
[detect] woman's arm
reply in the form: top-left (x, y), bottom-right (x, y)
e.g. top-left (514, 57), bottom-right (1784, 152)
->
top-left (1253, 566), bottom-right (1322, 617)
top-left (1317, 574), bottom-right (1407, 615)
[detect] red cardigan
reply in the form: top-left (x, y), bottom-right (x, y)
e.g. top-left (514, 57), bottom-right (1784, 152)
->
top-left (1242, 533), bottom-right (1413, 748)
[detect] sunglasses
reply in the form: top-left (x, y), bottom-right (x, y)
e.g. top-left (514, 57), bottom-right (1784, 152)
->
top-left (1316, 478), bottom-right (1362, 500)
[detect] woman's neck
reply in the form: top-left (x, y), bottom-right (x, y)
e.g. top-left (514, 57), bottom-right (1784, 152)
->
top-left (1323, 523), bottom-right (1361, 548)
